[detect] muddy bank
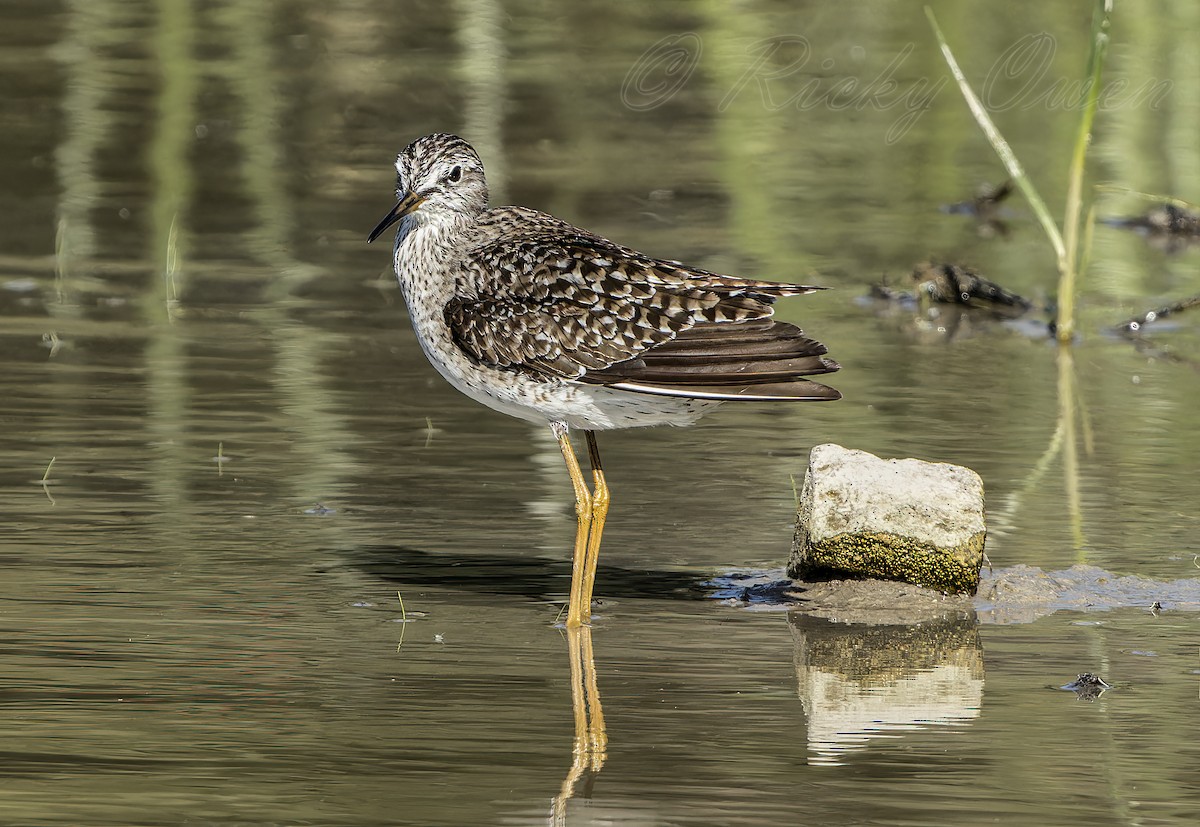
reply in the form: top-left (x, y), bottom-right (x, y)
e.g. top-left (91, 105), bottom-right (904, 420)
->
top-left (707, 564), bottom-right (1200, 625)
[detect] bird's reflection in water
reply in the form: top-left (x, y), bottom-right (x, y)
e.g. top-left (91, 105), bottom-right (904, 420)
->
top-left (552, 626), bottom-right (606, 824)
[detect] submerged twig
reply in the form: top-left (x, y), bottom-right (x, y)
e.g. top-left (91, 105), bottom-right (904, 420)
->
top-left (40, 456), bottom-right (57, 506)
top-left (1113, 293), bottom-right (1200, 373)
top-left (164, 212), bottom-right (180, 323)
top-left (1114, 295), bottom-right (1200, 334)
top-left (396, 591), bottom-right (408, 650)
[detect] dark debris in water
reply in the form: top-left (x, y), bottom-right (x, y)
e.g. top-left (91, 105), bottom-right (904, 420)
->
top-left (940, 180), bottom-right (1014, 238)
top-left (911, 261), bottom-right (1034, 317)
top-left (707, 571), bottom-right (796, 605)
top-left (863, 261), bottom-right (1049, 342)
top-left (1060, 672), bottom-right (1112, 701)
top-left (942, 179), bottom-right (1014, 216)
top-left (866, 282), bottom-right (918, 307)
top-left (1108, 293), bottom-right (1200, 373)
top-left (1113, 294), bottom-right (1200, 335)
top-left (1105, 203), bottom-right (1200, 252)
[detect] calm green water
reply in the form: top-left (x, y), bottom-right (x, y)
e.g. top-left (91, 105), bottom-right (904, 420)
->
top-left (3, 1), bottom-right (1200, 825)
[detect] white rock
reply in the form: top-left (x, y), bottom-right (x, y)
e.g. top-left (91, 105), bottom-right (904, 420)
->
top-left (789, 444), bottom-right (986, 594)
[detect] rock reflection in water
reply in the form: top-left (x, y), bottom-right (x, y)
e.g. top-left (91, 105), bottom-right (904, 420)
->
top-left (789, 614), bottom-right (983, 765)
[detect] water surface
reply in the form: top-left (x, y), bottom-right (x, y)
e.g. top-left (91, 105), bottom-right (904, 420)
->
top-left (2, 1), bottom-right (1200, 824)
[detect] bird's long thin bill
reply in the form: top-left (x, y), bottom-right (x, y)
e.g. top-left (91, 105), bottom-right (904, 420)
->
top-left (367, 191), bottom-right (425, 243)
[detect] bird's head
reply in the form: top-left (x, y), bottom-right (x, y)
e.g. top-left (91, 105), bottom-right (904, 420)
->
top-left (368, 133), bottom-right (488, 243)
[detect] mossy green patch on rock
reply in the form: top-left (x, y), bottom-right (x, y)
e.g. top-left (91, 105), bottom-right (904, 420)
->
top-left (790, 529), bottom-right (985, 595)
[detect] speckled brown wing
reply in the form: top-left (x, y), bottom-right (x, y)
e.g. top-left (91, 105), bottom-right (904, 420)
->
top-left (444, 214), bottom-right (839, 401)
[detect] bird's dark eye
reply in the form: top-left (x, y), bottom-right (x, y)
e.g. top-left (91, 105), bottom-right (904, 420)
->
top-left (446, 165), bottom-right (463, 184)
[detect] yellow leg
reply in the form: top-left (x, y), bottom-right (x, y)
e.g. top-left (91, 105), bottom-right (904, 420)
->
top-left (556, 427), bottom-right (593, 628)
top-left (580, 430), bottom-right (609, 622)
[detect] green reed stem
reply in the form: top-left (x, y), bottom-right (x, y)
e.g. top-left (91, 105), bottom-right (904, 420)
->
top-left (925, 2), bottom-right (1113, 343)
top-left (1057, 0), bottom-right (1111, 342)
top-left (924, 7), bottom-right (1065, 263)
